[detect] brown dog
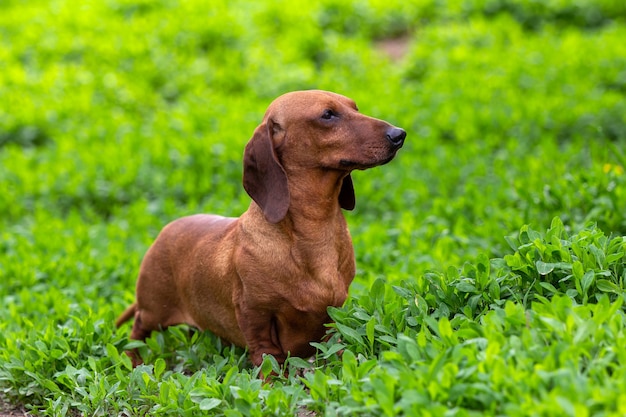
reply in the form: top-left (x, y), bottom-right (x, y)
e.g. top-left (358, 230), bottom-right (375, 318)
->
top-left (116, 90), bottom-right (405, 367)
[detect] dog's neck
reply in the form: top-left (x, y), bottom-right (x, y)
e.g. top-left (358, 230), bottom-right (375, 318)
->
top-left (243, 170), bottom-right (355, 292)
top-left (245, 168), bottom-right (351, 246)
top-left (286, 170), bottom-right (347, 225)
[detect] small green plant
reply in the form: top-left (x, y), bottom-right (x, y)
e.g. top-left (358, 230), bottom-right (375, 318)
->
top-left (324, 220), bottom-right (626, 416)
top-left (502, 217), bottom-right (625, 306)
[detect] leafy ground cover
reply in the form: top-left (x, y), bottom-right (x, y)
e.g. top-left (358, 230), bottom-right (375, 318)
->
top-left (1, 0), bottom-right (625, 415)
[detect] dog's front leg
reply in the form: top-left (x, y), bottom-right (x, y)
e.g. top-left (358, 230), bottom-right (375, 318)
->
top-left (235, 301), bottom-right (286, 367)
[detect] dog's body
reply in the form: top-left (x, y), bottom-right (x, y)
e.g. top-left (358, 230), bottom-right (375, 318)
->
top-left (116, 90), bottom-right (405, 366)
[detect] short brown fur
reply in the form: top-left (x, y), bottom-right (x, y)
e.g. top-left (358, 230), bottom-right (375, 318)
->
top-left (116, 90), bottom-right (406, 367)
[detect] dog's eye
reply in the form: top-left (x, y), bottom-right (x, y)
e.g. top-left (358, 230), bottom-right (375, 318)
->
top-left (321, 109), bottom-right (338, 120)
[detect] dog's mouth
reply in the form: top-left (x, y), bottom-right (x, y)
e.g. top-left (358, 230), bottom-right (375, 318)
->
top-left (339, 150), bottom-right (400, 170)
top-left (339, 159), bottom-right (359, 168)
top-left (337, 132), bottom-right (405, 170)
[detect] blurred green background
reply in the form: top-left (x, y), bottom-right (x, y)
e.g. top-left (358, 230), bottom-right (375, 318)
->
top-left (1, 0), bottom-right (626, 415)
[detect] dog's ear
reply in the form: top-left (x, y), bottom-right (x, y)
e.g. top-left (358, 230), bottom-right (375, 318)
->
top-left (338, 174), bottom-right (355, 210)
top-left (243, 120), bottom-right (290, 223)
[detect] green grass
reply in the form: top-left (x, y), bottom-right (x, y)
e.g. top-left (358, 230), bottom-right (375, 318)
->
top-left (1, 0), bottom-right (626, 415)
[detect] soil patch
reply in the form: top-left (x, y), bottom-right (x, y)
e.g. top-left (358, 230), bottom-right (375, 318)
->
top-left (0, 394), bottom-right (27, 417)
top-left (375, 34), bottom-right (412, 61)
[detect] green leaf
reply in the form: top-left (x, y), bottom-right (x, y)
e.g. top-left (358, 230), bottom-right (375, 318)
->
top-left (396, 334), bottom-right (420, 363)
top-left (392, 285), bottom-right (413, 299)
top-left (572, 260), bottom-right (584, 280)
top-left (154, 358), bottom-right (166, 379)
top-left (42, 379), bottom-right (61, 393)
top-left (536, 261), bottom-right (555, 275)
top-left (335, 322), bottom-right (364, 345)
top-left (123, 340), bottom-right (146, 350)
top-left (504, 234), bottom-right (520, 251)
top-left (476, 253), bottom-right (490, 281)
top-left (88, 356), bottom-right (99, 373)
top-left (105, 343), bottom-right (120, 362)
top-left (371, 278), bottom-right (386, 305)
top-left (199, 398), bottom-right (222, 411)
top-left (260, 355), bottom-right (276, 378)
top-left (159, 381), bottom-right (170, 403)
top-left (539, 282), bottom-right (558, 294)
top-left (438, 317), bottom-right (453, 340)
top-left (286, 356), bottom-right (314, 370)
top-left (366, 317), bottom-right (376, 348)
top-left (596, 279), bottom-right (620, 294)
top-left (606, 252), bottom-right (624, 264)
top-left (341, 349), bottom-right (357, 381)
top-left (456, 281), bottom-right (477, 293)
top-left (581, 270), bottom-right (595, 296)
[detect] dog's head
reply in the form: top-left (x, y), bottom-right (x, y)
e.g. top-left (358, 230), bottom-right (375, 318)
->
top-left (243, 90), bottom-right (406, 223)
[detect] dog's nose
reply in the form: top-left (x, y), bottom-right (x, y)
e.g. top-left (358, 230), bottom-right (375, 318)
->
top-left (386, 127), bottom-right (406, 148)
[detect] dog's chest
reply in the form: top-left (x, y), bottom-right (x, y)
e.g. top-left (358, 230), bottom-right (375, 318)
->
top-left (284, 266), bottom-right (351, 313)
top-left (286, 239), bottom-right (354, 308)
